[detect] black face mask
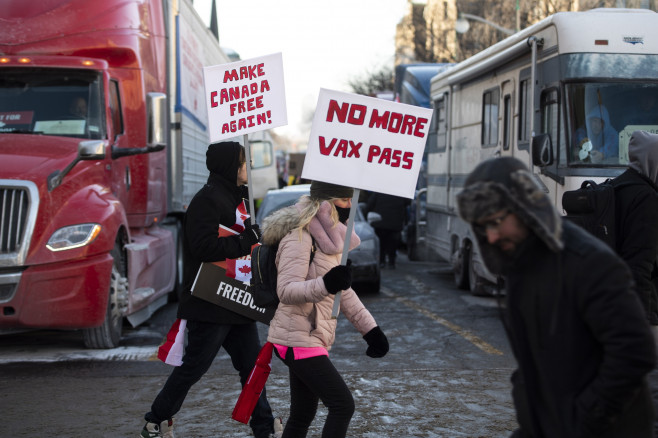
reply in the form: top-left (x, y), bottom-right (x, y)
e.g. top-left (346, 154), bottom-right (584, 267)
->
top-left (336, 206), bottom-right (351, 224)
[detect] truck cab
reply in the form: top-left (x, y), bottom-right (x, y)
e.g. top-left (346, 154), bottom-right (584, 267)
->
top-left (0, 0), bottom-right (178, 348)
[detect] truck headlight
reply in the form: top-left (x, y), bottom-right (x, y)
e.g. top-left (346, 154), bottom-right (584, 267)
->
top-left (47, 224), bottom-right (101, 251)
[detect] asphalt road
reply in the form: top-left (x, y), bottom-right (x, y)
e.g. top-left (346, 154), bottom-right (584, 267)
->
top-left (0, 252), bottom-right (519, 437)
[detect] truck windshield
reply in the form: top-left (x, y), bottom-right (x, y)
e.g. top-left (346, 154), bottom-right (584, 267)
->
top-left (565, 82), bottom-right (658, 166)
top-left (0, 68), bottom-right (105, 139)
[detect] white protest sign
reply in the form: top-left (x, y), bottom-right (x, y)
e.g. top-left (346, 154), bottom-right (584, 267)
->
top-left (302, 89), bottom-right (433, 199)
top-left (203, 53), bottom-right (287, 143)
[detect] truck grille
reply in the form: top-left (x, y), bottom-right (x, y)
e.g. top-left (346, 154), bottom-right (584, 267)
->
top-left (0, 188), bottom-right (29, 253)
top-left (0, 181), bottom-right (39, 267)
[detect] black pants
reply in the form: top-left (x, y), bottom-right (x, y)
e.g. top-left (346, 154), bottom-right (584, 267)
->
top-left (375, 228), bottom-right (401, 266)
top-left (145, 321), bottom-right (274, 438)
top-left (276, 348), bottom-right (354, 438)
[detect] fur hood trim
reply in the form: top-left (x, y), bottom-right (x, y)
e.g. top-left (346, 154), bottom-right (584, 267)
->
top-left (261, 200), bottom-right (360, 255)
top-left (456, 157), bottom-right (563, 274)
top-left (261, 205), bottom-right (301, 246)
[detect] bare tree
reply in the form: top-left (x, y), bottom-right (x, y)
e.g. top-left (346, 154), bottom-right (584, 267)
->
top-left (347, 67), bottom-right (395, 97)
top-left (400, 0), bottom-right (654, 64)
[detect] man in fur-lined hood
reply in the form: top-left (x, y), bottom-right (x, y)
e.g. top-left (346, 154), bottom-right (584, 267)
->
top-left (457, 157), bottom-right (656, 438)
top-left (457, 156), bottom-right (562, 275)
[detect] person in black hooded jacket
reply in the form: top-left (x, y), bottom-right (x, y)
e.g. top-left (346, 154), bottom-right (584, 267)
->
top-left (457, 156), bottom-right (655, 438)
top-left (141, 142), bottom-right (281, 438)
top-left (365, 192), bottom-right (410, 269)
top-left (612, 130), bottom-right (658, 436)
top-left (612, 130), bottom-right (658, 325)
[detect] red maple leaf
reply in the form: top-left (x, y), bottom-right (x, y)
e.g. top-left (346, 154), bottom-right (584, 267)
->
top-left (239, 264), bottom-right (251, 275)
top-left (240, 214), bottom-right (248, 221)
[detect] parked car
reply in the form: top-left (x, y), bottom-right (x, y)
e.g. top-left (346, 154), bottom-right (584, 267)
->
top-left (255, 184), bottom-right (381, 293)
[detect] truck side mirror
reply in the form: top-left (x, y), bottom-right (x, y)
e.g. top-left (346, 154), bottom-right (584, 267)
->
top-left (48, 140), bottom-right (106, 191)
top-left (532, 133), bottom-right (553, 167)
top-left (147, 92), bottom-right (166, 149)
top-left (78, 140), bottom-right (106, 160)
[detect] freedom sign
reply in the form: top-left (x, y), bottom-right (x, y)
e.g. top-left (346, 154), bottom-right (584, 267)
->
top-left (203, 53), bottom-right (287, 143)
top-left (191, 225), bottom-right (274, 324)
top-left (302, 89), bottom-right (433, 199)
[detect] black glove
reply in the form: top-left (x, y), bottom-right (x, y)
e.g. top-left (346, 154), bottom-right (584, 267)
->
top-left (238, 224), bottom-right (261, 253)
top-left (323, 261), bottom-right (352, 294)
top-left (249, 224), bottom-right (262, 242)
top-left (363, 326), bottom-right (389, 358)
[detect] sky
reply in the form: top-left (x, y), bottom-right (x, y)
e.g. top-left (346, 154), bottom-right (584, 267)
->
top-left (193, 0), bottom-right (410, 148)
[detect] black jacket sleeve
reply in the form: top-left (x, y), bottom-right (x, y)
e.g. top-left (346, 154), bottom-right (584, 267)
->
top-left (185, 188), bottom-right (249, 263)
top-left (574, 248), bottom-right (656, 436)
top-left (616, 183), bottom-right (658, 323)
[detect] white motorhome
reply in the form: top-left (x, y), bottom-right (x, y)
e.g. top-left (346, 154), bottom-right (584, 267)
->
top-left (424, 8), bottom-right (658, 293)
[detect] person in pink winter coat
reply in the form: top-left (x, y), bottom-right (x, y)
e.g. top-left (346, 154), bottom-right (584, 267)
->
top-left (262, 180), bottom-right (389, 438)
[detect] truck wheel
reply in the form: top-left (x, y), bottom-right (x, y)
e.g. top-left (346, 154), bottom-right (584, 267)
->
top-left (83, 245), bottom-right (127, 349)
top-left (452, 244), bottom-right (470, 290)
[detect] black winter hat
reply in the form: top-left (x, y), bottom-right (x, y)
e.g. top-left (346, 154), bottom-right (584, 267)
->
top-left (310, 180), bottom-right (354, 200)
top-left (206, 141), bottom-right (243, 180)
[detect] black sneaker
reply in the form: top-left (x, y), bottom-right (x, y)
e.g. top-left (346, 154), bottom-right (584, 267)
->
top-left (140, 419), bottom-right (174, 438)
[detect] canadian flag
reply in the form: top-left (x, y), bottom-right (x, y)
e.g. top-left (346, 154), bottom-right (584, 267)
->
top-left (157, 318), bottom-right (187, 366)
top-left (231, 201), bottom-right (249, 233)
top-left (232, 342), bottom-right (274, 424)
top-left (226, 258), bottom-right (253, 284)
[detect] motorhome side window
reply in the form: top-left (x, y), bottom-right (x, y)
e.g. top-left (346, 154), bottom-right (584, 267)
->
top-left (435, 98), bottom-right (447, 152)
top-left (109, 80), bottom-right (124, 139)
top-left (565, 82), bottom-right (658, 166)
top-left (518, 79), bottom-right (530, 143)
top-left (481, 87), bottom-right (499, 147)
top-left (503, 95), bottom-right (511, 151)
top-left (540, 88), bottom-right (559, 157)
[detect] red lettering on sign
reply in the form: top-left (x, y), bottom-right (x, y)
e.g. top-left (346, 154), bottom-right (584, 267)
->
top-left (402, 151), bottom-right (413, 169)
top-left (228, 63), bottom-right (265, 82)
top-left (335, 140), bottom-right (348, 157)
top-left (367, 110), bottom-right (428, 138)
top-left (367, 145), bottom-right (414, 169)
top-left (367, 145), bottom-right (381, 163)
top-left (220, 111), bottom-right (271, 134)
top-left (413, 118), bottom-right (428, 137)
top-left (229, 96), bottom-right (265, 116)
top-left (326, 100), bottom-right (348, 123)
top-left (215, 80), bottom-right (270, 105)
top-left (388, 112), bottom-right (402, 133)
top-left (318, 137), bottom-right (362, 158)
top-left (369, 109), bottom-right (389, 129)
top-left (391, 149), bottom-right (402, 167)
top-left (347, 141), bottom-right (361, 158)
top-left (326, 100), bottom-right (366, 126)
top-left (401, 115), bottom-right (416, 135)
top-left (347, 105), bottom-right (366, 125)
top-left (223, 70), bottom-right (239, 82)
top-left (319, 136), bottom-right (336, 155)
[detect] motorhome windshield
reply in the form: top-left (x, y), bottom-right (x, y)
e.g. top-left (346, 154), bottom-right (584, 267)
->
top-left (565, 82), bottom-right (658, 167)
top-left (0, 68), bottom-right (105, 139)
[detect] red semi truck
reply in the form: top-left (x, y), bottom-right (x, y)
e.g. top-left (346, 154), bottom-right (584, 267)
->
top-left (0, 0), bottom-right (252, 348)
